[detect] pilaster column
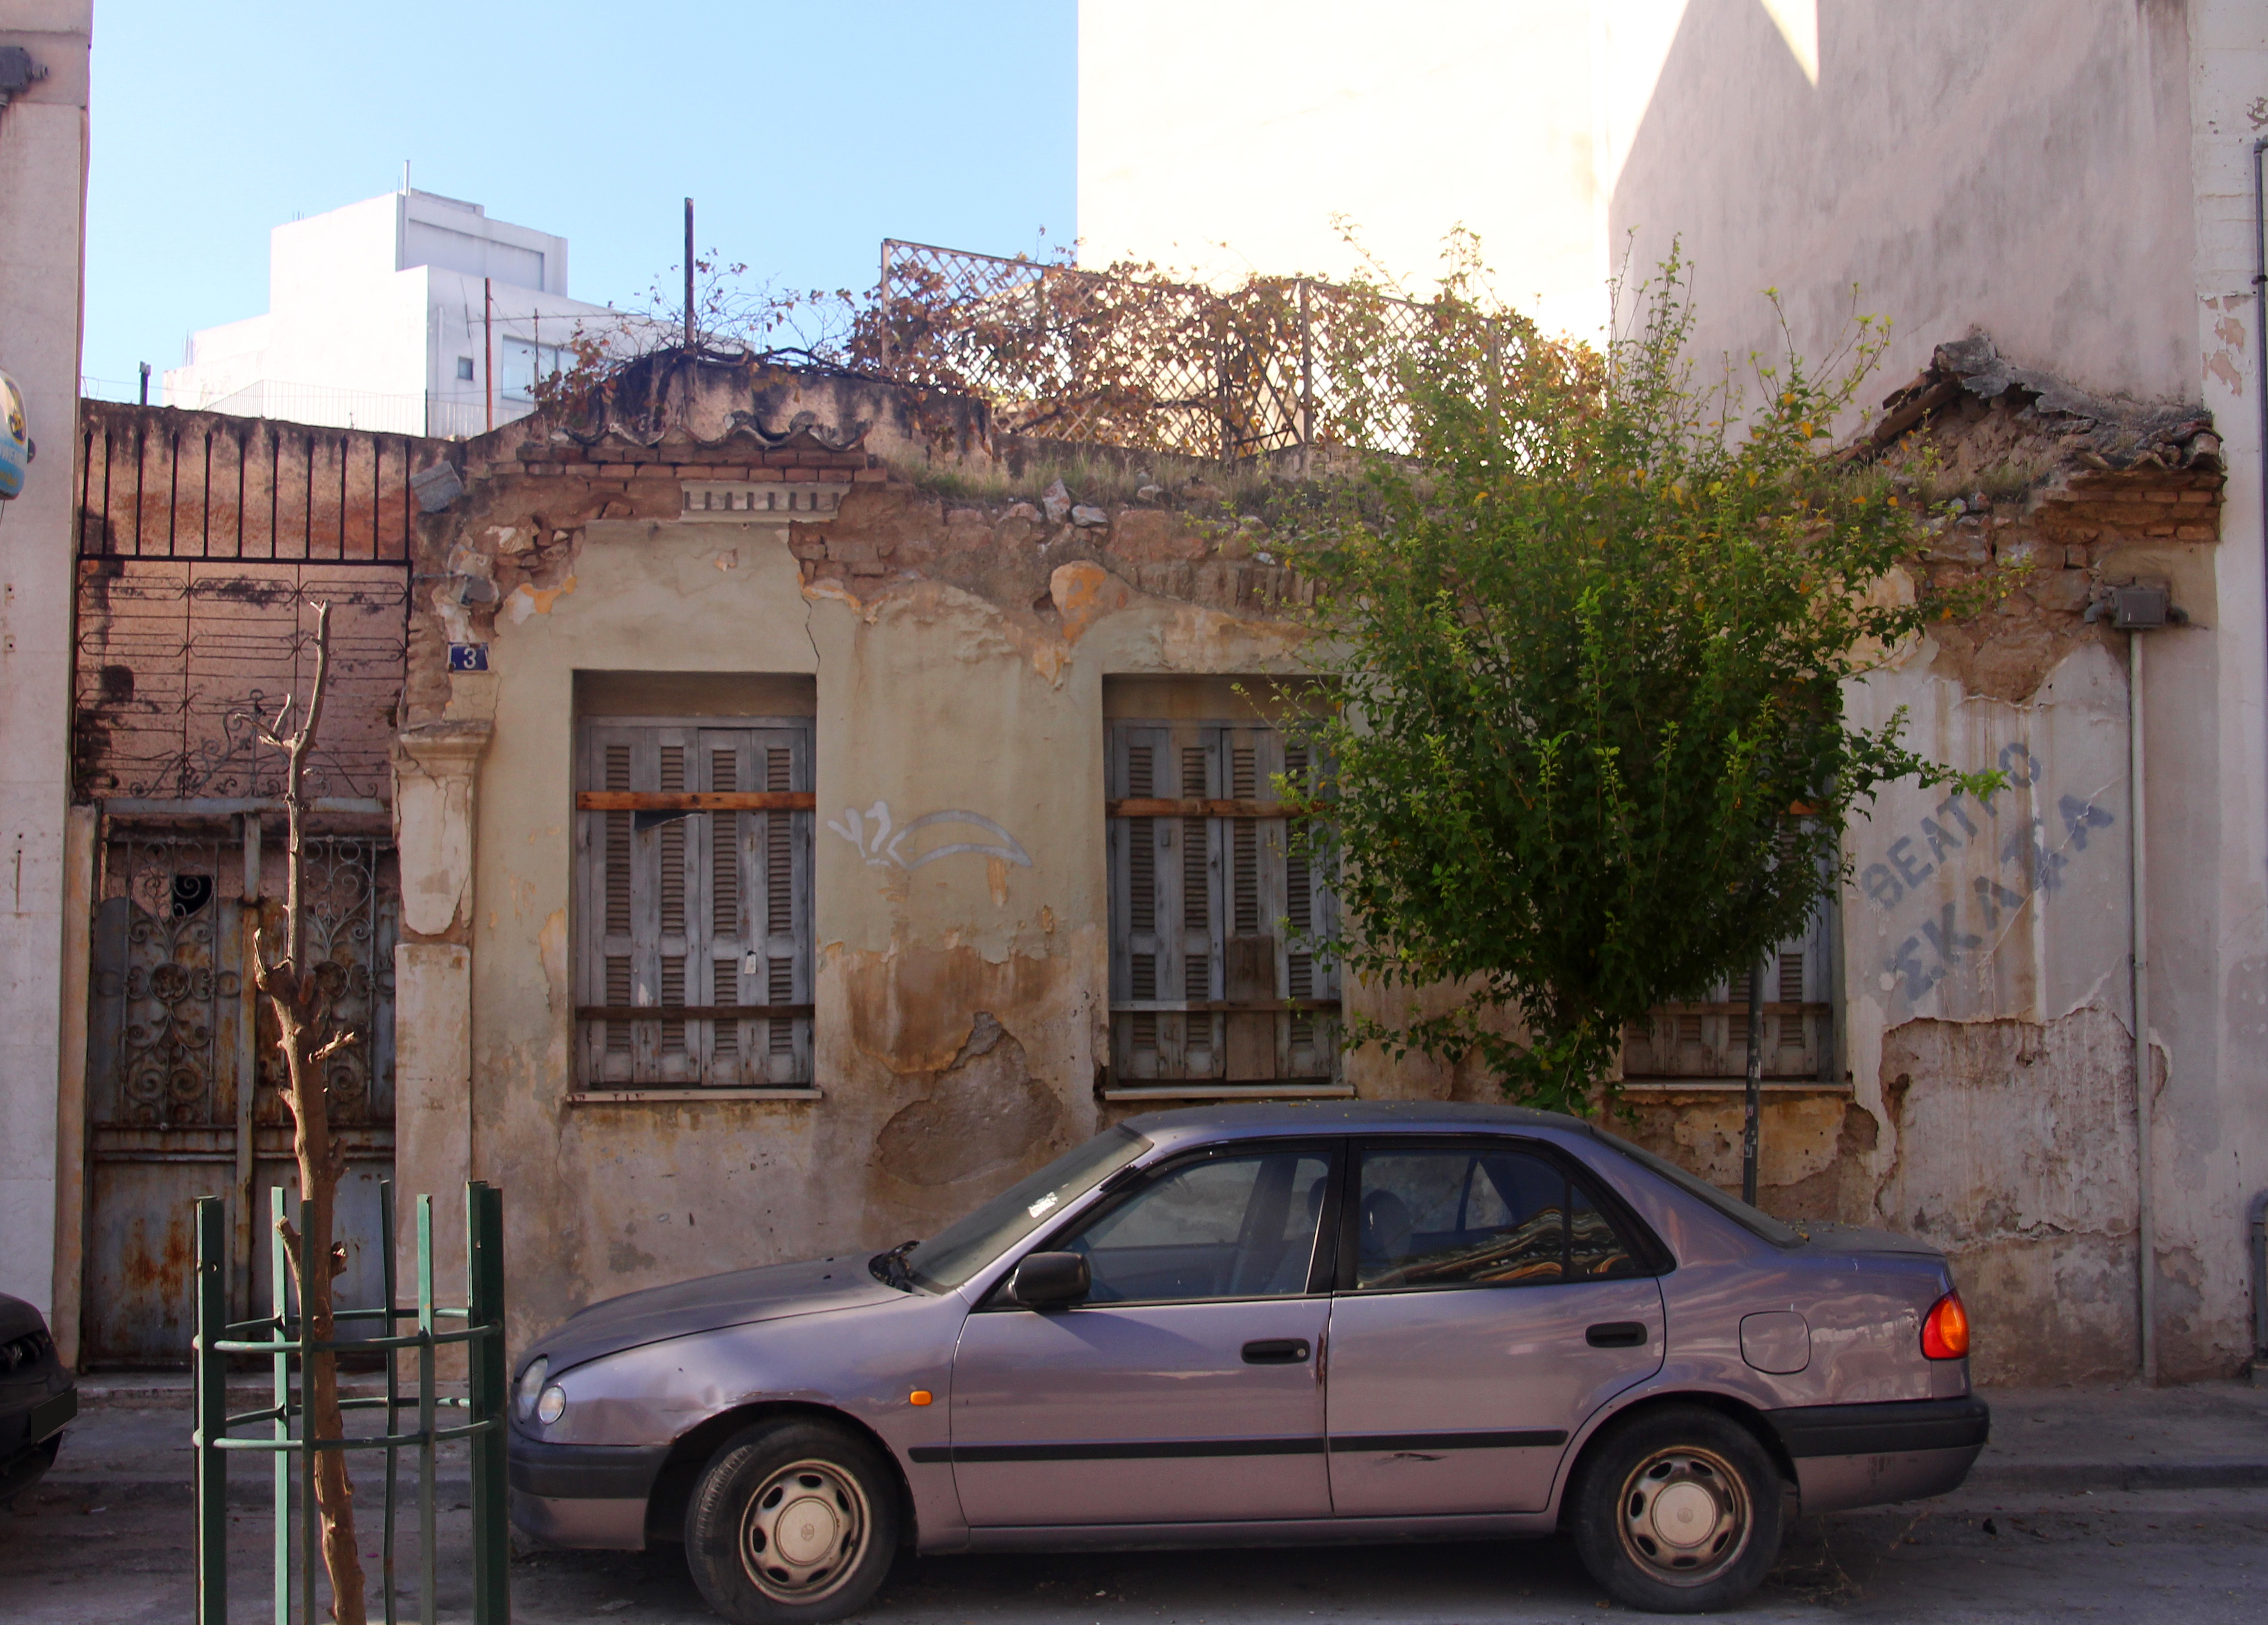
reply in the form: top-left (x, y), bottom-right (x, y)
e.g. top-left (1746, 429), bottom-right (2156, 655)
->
top-left (392, 720), bottom-right (491, 1331)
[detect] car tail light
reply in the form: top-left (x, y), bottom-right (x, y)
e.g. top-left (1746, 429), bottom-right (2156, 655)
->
top-left (1921, 1290), bottom-right (1970, 1360)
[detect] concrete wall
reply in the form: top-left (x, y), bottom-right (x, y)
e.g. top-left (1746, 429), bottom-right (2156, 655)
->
top-left (0, 0), bottom-right (90, 1323)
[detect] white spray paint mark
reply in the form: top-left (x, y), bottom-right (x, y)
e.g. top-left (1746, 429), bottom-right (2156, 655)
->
top-left (828, 800), bottom-right (1034, 872)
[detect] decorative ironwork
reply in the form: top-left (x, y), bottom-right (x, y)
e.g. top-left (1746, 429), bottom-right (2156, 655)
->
top-left (74, 564), bottom-right (406, 804)
top-left (94, 828), bottom-right (398, 1132)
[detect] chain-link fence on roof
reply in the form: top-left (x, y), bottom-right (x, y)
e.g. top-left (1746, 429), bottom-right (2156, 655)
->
top-left (870, 240), bottom-right (1507, 460)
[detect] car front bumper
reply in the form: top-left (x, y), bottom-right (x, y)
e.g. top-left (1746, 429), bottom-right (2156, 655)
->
top-left (1766, 1396), bottom-right (1991, 1514)
top-left (506, 1433), bottom-right (669, 1551)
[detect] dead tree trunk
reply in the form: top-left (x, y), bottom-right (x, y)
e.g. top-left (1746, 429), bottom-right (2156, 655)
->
top-left (251, 600), bottom-right (367, 1624)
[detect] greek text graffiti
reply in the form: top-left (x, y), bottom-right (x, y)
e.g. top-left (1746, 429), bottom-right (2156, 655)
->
top-left (1858, 740), bottom-right (2117, 1002)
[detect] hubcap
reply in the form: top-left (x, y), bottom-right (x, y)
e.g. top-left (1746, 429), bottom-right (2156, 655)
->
top-left (1616, 1445), bottom-right (1750, 1584)
top-left (739, 1459), bottom-right (868, 1602)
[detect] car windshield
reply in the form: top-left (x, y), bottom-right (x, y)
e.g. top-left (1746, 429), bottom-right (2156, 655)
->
top-left (1587, 1127), bottom-right (1805, 1248)
top-left (904, 1126), bottom-right (1153, 1290)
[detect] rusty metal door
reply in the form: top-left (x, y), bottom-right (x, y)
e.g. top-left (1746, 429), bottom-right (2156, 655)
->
top-left (83, 824), bottom-right (397, 1367)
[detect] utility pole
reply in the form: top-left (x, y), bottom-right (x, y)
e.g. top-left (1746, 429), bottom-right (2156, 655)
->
top-left (683, 197), bottom-right (696, 351)
top-left (483, 276), bottom-right (494, 434)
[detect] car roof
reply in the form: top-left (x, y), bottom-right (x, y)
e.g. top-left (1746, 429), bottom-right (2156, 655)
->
top-left (1122, 1098), bottom-right (1595, 1149)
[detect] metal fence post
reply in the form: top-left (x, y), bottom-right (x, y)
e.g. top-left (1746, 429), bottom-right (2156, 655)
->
top-left (416, 1195), bottom-right (436, 1625)
top-left (270, 1185), bottom-right (293, 1625)
top-left (467, 1181), bottom-right (510, 1624)
top-left (194, 1195), bottom-right (228, 1625)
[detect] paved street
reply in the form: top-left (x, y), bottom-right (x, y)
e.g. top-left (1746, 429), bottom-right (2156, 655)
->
top-left (6, 1381), bottom-right (2264, 1622)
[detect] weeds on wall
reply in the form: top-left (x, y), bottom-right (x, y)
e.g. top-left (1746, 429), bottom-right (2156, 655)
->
top-left (1280, 249), bottom-right (2006, 1114)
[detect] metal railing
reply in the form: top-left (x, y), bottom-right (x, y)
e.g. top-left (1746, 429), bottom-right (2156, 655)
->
top-left (193, 1181), bottom-right (509, 1624)
top-left (876, 239), bottom-right (1493, 460)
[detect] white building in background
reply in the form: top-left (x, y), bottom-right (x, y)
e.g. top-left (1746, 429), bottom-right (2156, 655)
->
top-left (165, 186), bottom-right (633, 439)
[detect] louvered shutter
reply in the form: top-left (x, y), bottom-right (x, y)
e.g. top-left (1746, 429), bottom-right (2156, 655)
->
top-left (576, 719), bottom-right (812, 1088)
top-left (1620, 904), bottom-right (1836, 1085)
top-left (1106, 719), bottom-right (1338, 1087)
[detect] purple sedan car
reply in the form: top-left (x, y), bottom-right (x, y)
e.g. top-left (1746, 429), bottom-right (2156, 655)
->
top-left (508, 1103), bottom-right (1986, 1620)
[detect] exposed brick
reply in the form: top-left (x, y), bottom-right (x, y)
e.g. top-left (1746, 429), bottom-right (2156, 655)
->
top-left (2179, 490), bottom-right (2215, 504)
top-left (850, 560), bottom-right (887, 577)
top-left (853, 468), bottom-right (888, 482)
top-left (817, 469), bottom-right (852, 482)
top-left (829, 538), bottom-right (880, 565)
top-left (747, 466), bottom-right (783, 481)
top-left (2145, 491), bottom-right (2180, 503)
top-left (788, 539), bottom-right (829, 560)
top-left (2175, 524), bottom-right (2218, 541)
top-left (598, 463), bottom-right (640, 477)
top-left (525, 462), bottom-right (562, 477)
top-left (2064, 545), bottom-right (2088, 567)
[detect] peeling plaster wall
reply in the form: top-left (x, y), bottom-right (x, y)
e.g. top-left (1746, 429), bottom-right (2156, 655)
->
top-left (418, 384), bottom-right (1360, 1338)
top-left (395, 359), bottom-right (2260, 1381)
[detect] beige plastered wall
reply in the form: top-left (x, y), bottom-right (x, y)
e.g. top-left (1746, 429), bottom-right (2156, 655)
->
top-left (431, 510), bottom-right (1412, 1343)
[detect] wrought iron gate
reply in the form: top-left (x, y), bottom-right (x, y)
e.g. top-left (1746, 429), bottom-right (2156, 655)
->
top-left (84, 822), bottom-right (398, 1366)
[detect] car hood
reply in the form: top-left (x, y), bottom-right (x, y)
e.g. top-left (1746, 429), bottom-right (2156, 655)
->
top-left (1791, 1220), bottom-right (1945, 1259)
top-left (535, 1255), bottom-right (903, 1374)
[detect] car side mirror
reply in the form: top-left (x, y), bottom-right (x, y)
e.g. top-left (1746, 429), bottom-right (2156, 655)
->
top-left (1011, 1251), bottom-right (1091, 1308)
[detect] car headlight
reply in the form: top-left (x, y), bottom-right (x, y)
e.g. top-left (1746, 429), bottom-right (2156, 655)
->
top-left (515, 1357), bottom-right (547, 1421)
top-left (536, 1384), bottom-right (566, 1425)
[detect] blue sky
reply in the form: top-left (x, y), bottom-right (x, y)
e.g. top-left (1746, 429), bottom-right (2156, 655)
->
top-left (80, 1), bottom-right (1076, 389)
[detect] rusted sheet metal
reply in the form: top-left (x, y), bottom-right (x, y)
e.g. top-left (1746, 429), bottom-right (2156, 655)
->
top-left (76, 400), bottom-right (448, 564)
top-left (74, 560), bottom-right (406, 803)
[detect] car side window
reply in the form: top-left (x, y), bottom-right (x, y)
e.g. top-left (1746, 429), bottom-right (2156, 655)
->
top-left (1058, 1151), bottom-right (1332, 1304)
top-left (1352, 1144), bottom-right (1644, 1289)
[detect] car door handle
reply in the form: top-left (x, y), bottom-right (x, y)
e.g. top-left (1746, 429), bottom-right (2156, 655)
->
top-left (1242, 1338), bottom-right (1311, 1364)
top-left (1586, 1322), bottom-right (1648, 1349)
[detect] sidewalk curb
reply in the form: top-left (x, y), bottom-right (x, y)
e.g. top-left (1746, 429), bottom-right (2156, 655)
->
top-left (1966, 1462), bottom-right (2268, 1492)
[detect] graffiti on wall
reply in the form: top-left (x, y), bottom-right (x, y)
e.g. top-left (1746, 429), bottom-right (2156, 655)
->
top-left (828, 801), bottom-right (1035, 872)
top-left (1856, 740), bottom-right (2121, 1008)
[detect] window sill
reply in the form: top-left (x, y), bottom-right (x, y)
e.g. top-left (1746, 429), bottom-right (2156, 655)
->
top-left (566, 1087), bottom-right (824, 1104)
top-left (1099, 1082), bottom-right (1355, 1103)
top-left (1617, 1078), bottom-right (1850, 1094)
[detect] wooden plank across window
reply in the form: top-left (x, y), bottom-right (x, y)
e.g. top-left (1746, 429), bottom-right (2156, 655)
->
top-left (1108, 998), bottom-right (1342, 1014)
top-left (577, 791), bottom-right (816, 811)
top-left (576, 1004), bottom-right (815, 1021)
top-left (1105, 798), bottom-right (1322, 819)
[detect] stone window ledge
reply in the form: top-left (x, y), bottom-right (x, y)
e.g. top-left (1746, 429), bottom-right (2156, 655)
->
top-left (1099, 1083), bottom-right (1354, 1103)
top-left (565, 1087), bottom-right (823, 1105)
top-left (1618, 1079), bottom-right (1851, 1094)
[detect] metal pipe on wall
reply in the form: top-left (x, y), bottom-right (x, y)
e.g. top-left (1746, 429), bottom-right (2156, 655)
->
top-left (2129, 629), bottom-right (2155, 1385)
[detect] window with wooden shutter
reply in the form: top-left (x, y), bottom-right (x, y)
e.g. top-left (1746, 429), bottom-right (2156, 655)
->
top-left (1619, 902), bottom-right (1837, 1087)
top-left (574, 716), bottom-right (813, 1089)
top-left (1105, 719), bottom-right (1339, 1096)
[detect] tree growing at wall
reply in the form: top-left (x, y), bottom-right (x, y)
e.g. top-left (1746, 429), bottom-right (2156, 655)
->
top-left (249, 600), bottom-right (368, 1623)
top-left (1291, 253), bottom-right (1998, 1115)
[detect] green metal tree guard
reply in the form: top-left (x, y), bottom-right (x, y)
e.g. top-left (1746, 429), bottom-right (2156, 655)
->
top-left (192, 1181), bottom-right (510, 1624)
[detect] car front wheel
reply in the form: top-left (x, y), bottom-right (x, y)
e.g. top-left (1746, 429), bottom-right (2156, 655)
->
top-left (684, 1418), bottom-right (900, 1624)
top-left (1566, 1405), bottom-right (1785, 1613)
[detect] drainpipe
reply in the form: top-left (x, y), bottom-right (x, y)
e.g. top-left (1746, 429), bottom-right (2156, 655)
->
top-left (2130, 627), bottom-right (2155, 1386)
top-left (2250, 1189), bottom-right (2268, 1384)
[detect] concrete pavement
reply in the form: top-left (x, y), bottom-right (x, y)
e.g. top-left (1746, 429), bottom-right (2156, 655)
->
top-left (4, 1381), bottom-right (2264, 1622)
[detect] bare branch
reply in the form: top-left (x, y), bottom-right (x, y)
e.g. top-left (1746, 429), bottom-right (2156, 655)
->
top-left (312, 1028), bottom-right (359, 1064)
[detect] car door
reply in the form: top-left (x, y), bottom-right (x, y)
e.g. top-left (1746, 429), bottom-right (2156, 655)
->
top-left (948, 1143), bottom-right (1337, 1527)
top-left (1325, 1137), bottom-right (1666, 1516)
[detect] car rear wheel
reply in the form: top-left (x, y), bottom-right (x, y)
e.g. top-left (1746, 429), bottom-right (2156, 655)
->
top-left (1567, 1405), bottom-right (1785, 1613)
top-left (684, 1418), bottom-right (900, 1624)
